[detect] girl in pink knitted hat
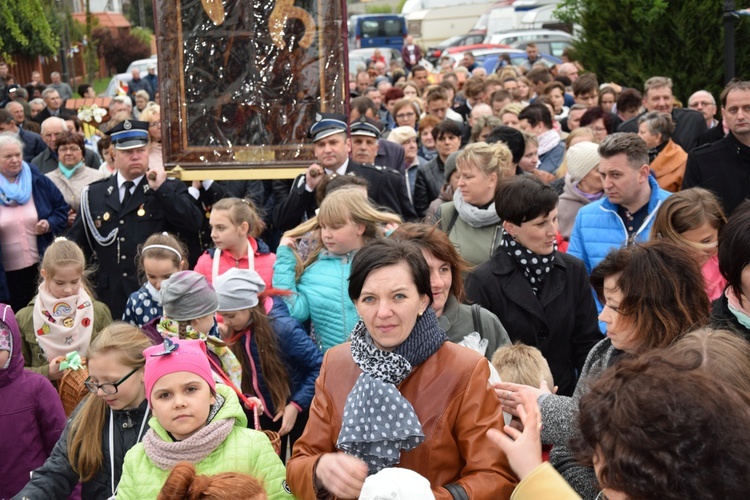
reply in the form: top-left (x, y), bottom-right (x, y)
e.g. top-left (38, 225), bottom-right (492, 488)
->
top-left (116, 338), bottom-right (292, 499)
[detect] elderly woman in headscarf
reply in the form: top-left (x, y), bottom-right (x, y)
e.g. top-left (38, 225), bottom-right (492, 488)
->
top-left (286, 238), bottom-right (516, 499)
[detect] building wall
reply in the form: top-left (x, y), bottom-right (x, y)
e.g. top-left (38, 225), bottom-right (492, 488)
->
top-left (71, 0), bottom-right (124, 14)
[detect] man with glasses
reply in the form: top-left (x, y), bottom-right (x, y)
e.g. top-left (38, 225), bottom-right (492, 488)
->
top-left (31, 117), bottom-right (101, 173)
top-left (688, 90), bottom-right (719, 130)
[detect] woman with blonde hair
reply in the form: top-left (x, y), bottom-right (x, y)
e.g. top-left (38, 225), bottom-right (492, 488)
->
top-left (137, 102), bottom-right (163, 171)
top-left (17, 238), bottom-right (112, 379)
top-left (499, 102), bottom-right (525, 129)
top-left (273, 188), bottom-right (402, 351)
top-left (651, 187), bottom-right (727, 300)
top-left (15, 323), bottom-right (154, 499)
top-left (436, 142), bottom-right (515, 266)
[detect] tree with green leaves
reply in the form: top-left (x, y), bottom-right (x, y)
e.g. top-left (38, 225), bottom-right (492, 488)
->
top-left (0, 0), bottom-right (58, 60)
top-left (555, 0), bottom-right (750, 101)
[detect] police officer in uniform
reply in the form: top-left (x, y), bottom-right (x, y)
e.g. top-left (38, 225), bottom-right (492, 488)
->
top-left (272, 113), bottom-right (416, 231)
top-left (68, 120), bottom-right (203, 318)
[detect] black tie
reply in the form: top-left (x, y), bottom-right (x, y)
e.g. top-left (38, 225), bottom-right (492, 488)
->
top-left (122, 181), bottom-right (134, 207)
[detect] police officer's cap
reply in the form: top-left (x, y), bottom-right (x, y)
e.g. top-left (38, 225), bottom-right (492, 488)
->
top-left (107, 119), bottom-right (150, 150)
top-left (309, 113), bottom-right (348, 142)
top-left (350, 116), bottom-right (383, 139)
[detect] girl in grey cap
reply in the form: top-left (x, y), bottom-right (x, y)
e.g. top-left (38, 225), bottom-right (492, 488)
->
top-left (214, 267), bottom-right (322, 461)
top-left (141, 270), bottom-right (244, 394)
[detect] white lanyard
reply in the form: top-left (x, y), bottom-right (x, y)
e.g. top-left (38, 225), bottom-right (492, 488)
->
top-left (107, 407), bottom-right (149, 499)
top-left (212, 239), bottom-right (254, 283)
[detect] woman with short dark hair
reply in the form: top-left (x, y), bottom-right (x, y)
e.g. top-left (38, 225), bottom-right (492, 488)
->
top-left (579, 106), bottom-right (613, 142)
top-left (498, 240), bottom-right (710, 498)
top-left (46, 131), bottom-right (104, 224)
top-left (712, 200), bottom-right (750, 340)
top-left (466, 175), bottom-right (601, 397)
top-left (287, 238), bottom-right (516, 498)
top-left (573, 347), bottom-right (750, 500)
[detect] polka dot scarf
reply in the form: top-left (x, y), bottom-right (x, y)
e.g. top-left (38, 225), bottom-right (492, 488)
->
top-left (337, 308), bottom-right (447, 474)
top-left (501, 230), bottom-right (557, 295)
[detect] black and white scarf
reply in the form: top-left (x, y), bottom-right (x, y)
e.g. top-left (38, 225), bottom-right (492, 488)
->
top-left (336, 308), bottom-right (447, 474)
top-left (501, 230), bottom-right (556, 295)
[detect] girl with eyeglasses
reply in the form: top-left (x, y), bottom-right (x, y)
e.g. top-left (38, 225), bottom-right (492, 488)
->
top-left (17, 237), bottom-right (112, 381)
top-left (15, 323), bottom-right (154, 499)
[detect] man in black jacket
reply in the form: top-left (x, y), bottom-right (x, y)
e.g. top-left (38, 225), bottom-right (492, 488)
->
top-left (683, 80), bottom-right (750, 216)
top-left (68, 120), bottom-right (203, 318)
top-left (32, 88), bottom-right (72, 124)
top-left (272, 114), bottom-right (415, 231)
top-left (617, 76), bottom-right (706, 151)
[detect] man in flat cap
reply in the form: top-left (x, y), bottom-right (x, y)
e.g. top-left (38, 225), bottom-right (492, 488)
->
top-left (272, 113), bottom-right (416, 230)
top-left (349, 116), bottom-right (416, 219)
top-left (68, 119), bottom-right (203, 318)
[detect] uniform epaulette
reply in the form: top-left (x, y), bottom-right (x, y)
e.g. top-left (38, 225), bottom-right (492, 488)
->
top-left (88, 176), bottom-right (112, 186)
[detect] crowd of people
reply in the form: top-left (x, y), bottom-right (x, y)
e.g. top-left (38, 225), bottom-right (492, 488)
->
top-left (1, 44), bottom-right (750, 499)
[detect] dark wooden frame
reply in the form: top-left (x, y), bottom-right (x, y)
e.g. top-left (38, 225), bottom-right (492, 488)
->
top-left (155, 0), bottom-right (347, 171)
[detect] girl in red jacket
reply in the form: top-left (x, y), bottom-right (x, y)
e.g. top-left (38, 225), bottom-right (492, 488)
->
top-left (194, 198), bottom-right (276, 288)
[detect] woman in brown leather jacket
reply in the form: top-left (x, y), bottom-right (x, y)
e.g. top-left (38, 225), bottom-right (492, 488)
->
top-left (286, 238), bottom-right (516, 499)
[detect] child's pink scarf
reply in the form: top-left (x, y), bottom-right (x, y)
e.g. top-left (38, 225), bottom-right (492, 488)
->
top-left (142, 417), bottom-right (235, 470)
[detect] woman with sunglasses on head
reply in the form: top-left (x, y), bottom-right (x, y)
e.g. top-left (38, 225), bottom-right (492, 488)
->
top-left (15, 323), bottom-right (154, 500)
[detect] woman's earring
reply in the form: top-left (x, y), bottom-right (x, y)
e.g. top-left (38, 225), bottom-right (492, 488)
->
top-left (417, 310), bottom-right (424, 317)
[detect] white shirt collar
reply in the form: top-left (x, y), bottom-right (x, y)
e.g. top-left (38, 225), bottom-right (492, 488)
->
top-left (116, 171), bottom-right (145, 190)
top-left (326, 158), bottom-right (349, 176)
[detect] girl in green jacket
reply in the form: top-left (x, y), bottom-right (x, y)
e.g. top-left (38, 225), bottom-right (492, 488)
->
top-left (116, 338), bottom-right (292, 500)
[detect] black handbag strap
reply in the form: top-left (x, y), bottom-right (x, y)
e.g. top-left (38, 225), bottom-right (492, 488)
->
top-left (445, 207), bottom-right (459, 236)
top-left (445, 483), bottom-right (469, 500)
top-left (471, 303), bottom-right (483, 337)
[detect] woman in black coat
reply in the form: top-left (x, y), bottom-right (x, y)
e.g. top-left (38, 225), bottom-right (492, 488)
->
top-left (465, 176), bottom-right (601, 396)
